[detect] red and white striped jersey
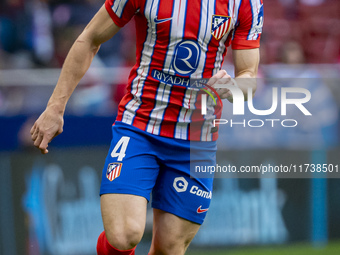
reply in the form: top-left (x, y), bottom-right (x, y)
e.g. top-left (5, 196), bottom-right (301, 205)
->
top-left (105, 0), bottom-right (263, 141)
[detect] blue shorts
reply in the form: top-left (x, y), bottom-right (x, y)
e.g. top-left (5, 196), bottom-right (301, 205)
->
top-left (100, 121), bottom-right (216, 224)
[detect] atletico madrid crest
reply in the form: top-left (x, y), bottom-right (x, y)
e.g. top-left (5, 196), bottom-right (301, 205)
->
top-left (211, 15), bottom-right (231, 40)
top-left (106, 163), bottom-right (123, 181)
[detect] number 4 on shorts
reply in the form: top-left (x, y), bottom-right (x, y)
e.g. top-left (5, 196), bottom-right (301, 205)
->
top-left (111, 136), bottom-right (130, 161)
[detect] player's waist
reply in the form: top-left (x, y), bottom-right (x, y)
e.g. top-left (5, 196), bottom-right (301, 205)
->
top-left (116, 115), bottom-right (219, 142)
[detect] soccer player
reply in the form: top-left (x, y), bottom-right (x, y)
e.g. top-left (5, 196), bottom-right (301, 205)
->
top-left (31, 0), bottom-right (263, 254)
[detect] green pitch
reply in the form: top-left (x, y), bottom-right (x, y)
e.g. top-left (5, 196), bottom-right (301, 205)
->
top-left (186, 242), bottom-right (340, 255)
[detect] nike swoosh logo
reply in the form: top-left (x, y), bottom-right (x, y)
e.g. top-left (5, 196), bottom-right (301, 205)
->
top-left (197, 205), bottom-right (209, 213)
top-left (154, 16), bottom-right (173, 24)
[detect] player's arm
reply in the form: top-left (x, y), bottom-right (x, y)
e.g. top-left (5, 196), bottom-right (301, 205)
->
top-left (232, 48), bottom-right (259, 99)
top-left (210, 0), bottom-right (263, 101)
top-left (208, 48), bottom-right (259, 101)
top-left (31, 5), bottom-right (120, 154)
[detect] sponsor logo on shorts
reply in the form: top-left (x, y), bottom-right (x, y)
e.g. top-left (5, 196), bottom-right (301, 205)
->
top-left (197, 205), bottom-right (209, 213)
top-left (190, 185), bottom-right (212, 199)
top-left (106, 163), bottom-right (122, 181)
top-left (173, 177), bottom-right (212, 199)
top-left (173, 177), bottom-right (188, 192)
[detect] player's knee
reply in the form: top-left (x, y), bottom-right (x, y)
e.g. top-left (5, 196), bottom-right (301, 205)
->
top-left (105, 221), bottom-right (144, 250)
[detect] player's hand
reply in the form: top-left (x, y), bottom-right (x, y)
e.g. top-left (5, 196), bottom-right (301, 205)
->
top-left (30, 106), bottom-right (64, 154)
top-left (207, 70), bottom-right (236, 101)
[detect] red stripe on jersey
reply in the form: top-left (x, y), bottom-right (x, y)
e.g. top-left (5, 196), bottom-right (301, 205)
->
top-left (189, 90), bottom-right (205, 141)
top-left (134, 84), bottom-right (159, 131)
top-left (123, 6), bottom-right (148, 96)
top-left (116, 93), bottom-right (133, 122)
top-left (159, 86), bottom-right (186, 137)
top-left (133, 8), bottom-right (148, 76)
top-left (183, 0), bottom-right (202, 39)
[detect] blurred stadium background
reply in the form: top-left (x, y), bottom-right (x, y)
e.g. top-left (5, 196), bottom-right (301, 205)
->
top-left (1, 0), bottom-right (340, 254)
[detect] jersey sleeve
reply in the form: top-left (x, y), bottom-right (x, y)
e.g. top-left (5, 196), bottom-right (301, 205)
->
top-left (105, 0), bottom-right (140, 27)
top-left (231, 0), bottom-right (263, 50)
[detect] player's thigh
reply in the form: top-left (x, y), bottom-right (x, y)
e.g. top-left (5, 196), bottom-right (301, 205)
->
top-left (149, 208), bottom-right (200, 255)
top-left (101, 194), bottom-right (147, 248)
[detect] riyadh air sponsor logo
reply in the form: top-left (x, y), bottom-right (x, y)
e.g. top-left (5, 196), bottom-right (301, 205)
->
top-left (197, 205), bottom-right (209, 213)
top-left (152, 70), bottom-right (191, 87)
top-left (173, 177), bottom-right (212, 199)
top-left (172, 40), bottom-right (201, 76)
top-left (154, 16), bottom-right (173, 24)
